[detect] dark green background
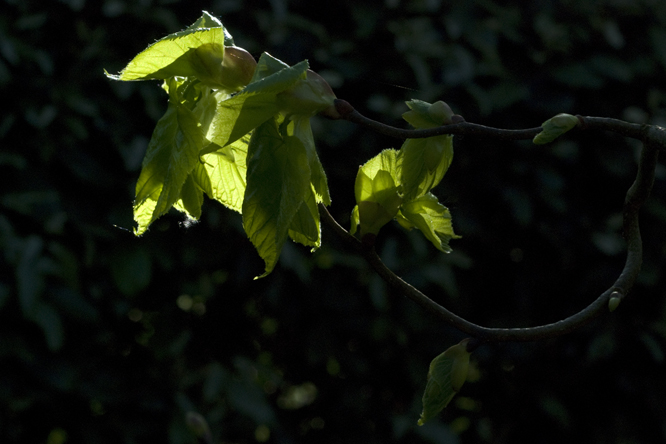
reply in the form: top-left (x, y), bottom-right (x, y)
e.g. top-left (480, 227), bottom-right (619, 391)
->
top-left (2, 0), bottom-right (666, 443)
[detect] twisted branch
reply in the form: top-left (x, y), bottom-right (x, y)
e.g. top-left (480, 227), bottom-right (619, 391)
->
top-left (320, 100), bottom-right (662, 343)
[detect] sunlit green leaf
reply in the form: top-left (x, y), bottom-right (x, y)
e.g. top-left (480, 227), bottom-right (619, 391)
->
top-left (418, 339), bottom-right (471, 426)
top-left (400, 135), bottom-right (453, 201)
top-left (350, 205), bottom-right (360, 235)
top-left (288, 185), bottom-right (321, 248)
top-left (400, 99), bottom-right (454, 201)
top-left (242, 117), bottom-right (311, 278)
top-left (399, 193), bottom-right (460, 253)
top-left (194, 136), bottom-right (250, 213)
top-left (185, 11), bottom-right (229, 40)
top-left (287, 117), bottom-right (331, 205)
top-left (174, 173), bottom-right (203, 220)
top-left (202, 55), bottom-right (309, 153)
top-left (352, 149), bottom-right (403, 237)
top-left (133, 79), bottom-right (206, 235)
top-left (106, 28), bottom-right (227, 81)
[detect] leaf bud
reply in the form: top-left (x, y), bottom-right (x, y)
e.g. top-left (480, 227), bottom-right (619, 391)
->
top-left (221, 46), bottom-right (257, 89)
top-left (277, 69), bottom-right (338, 118)
top-left (192, 44), bottom-right (256, 92)
top-left (533, 113), bottom-right (579, 145)
top-left (428, 101), bottom-right (455, 125)
top-left (608, 291), bottom-right (622, 312)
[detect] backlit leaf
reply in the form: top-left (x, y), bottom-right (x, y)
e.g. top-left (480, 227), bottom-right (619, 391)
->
top-left (242, 117), bottom-right (311, 278)
top-left (106, 11), bottom-right (233, 82)
top-left (400, 99), bottom-right (454, 201)
top-left (107, 28), bottom-right (227, 81)
top-left (400, 135), bottom-right (453, 201)
top-left (174, 173), bottom-right (204, 220)
top-left (133, 79), bottom-right (206, 235)
top-left (399, 193), bottom-right (460, 253)
top-left (418, 339), bottom-right (471, 426)
top-left (288, 185), bottom-right (321, 248)
top-left (202, 55), bottom-right (309, 153)
top-left (352, 149), bottom-right (403, 237)
top-left (194, 136), bottom-right (250, 213)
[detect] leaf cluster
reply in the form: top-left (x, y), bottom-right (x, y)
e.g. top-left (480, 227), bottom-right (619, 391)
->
top-left (350, 99), bottom-right (460, 252)
top-left (107, 12), bottom-right (335, 277)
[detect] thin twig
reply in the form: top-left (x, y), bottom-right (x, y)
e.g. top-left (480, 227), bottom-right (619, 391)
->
top-left (335, 99), bottom-right (542, 141)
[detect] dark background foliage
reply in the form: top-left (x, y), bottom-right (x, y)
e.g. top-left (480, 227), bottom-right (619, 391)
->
top-left (2, 0), bottom-right (666, 443)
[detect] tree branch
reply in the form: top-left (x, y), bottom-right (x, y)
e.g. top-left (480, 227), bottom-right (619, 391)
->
top-left (322, 103), bottom-right (662, 343)
top-left (334, 99), bottom-right (542, 141)
top-left (334, 99), bottom-right (666, 150)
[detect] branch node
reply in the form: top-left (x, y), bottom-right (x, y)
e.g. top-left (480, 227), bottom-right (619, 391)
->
top-left (334, 99), bottom-right (355, 118)
top-left (575, 115), bottom-right (587, 129)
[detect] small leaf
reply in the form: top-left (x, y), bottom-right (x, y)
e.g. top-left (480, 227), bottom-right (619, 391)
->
top-left (402, 99), bottom-right (440, 129)
top-left (400, 99), bottom-right (454, 201)
top-left (350, 205), bottom-right (360, 235)
top-left (533, 113), bottom-right (579, 144)
top-left (353, 149), bottom-right (403, 237)
top-left (428, 101), bottom-right (455, 125)
top-left (418, 339), bottom-right (471, 426)
top-left (400, 135), bottom-right (453, 201)
top-left (399, 193), bottom-right (460, 253)
top-left (277, 69), bottom-right (337, 118)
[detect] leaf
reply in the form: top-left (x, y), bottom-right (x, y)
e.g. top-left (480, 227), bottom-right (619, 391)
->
top-left (287, 117), bottom-right (331, 205)
top-left (194, 136), bottom-right (250, 213)
top-left (174, 173), bottom-right (203, 220)
top-left (355, 148), bottom-right (402, 189)
top-left (106, 11), bottom-right (234, 82)
top-left (288, 185), bottom-right (321, 248)
top-left (400, 99), bottom-right (454, 201)
top-left (350, 205), bottom-right (360, 235)
top-left (106, 27), bottom-right (227, 81)
top-left (418, 339), bottom-right (471, 426)
top-left (402, 99), bottom-right (440, 128)
top-left (242, 117), bottom-right (311, 278)
top-left (400, 135), bottom-right (453, 201)
top-left (402, 99), bottom-right (453, 128)
top-left (186, 11), bottom-right (229, 39)
top-left (399, 193), bottom-right (460, 253)
top-left (133, 79), bottom-right (206, 235)
top-left (202, 55), bottom-right (309, 153)
top-left (353, 149), bottom-right (403, 237)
